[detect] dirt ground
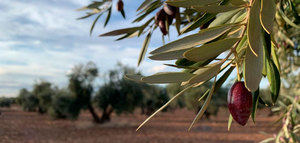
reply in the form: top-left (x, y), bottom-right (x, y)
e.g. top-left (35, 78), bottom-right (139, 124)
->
top-left (0, 106), bottom-right (280, 143)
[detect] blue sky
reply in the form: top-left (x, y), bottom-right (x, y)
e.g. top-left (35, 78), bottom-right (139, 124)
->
top-left (0, 0), bottom-right (270, 97)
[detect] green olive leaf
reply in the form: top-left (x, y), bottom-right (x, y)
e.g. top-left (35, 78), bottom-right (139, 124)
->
top-left (150, 24), bottom-right (238, 55)
top-left (260, 0), bottom-right (276, 34)
top-left (166, 0), bottom-right (220, 7)
top-left (141, 72), bottom-right (195, 84)
top-left (184, 38), bottom-right (240, 62)
top-left (251, 88), bottom-right (259, 124)
top-left (138, 31), bottom-right (152, 66)
top-left (187, 62), bottom-right (222, 85)
top-left (192, 5), bottom-right (245, 13)
top-left (209, 9), bottom-right (242, 28)
top-left (247, 0), bottom-right (262, 56)
top-left (244, 46), bottom-right (263, 92)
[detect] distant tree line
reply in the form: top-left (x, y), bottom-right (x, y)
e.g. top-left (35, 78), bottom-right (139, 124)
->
top-left (11, 62), bottom-right (237, 123)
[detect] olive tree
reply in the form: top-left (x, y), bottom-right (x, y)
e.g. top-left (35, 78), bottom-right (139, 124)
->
top-left (32, 81), bottom-right (55, 114)
top-left (17, 88), bottom-right (39, 112)
top-left (78, 0), bottom-right (299, 133)
top-left (68, 62), bottom-right (101, 123)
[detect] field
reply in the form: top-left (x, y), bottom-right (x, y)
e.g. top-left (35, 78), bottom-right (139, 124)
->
top-left (0, 106), bottom-right (280, 143)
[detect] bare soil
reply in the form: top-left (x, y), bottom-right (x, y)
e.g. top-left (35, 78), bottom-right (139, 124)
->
top-left (0, 106), bottom-right (280, 143)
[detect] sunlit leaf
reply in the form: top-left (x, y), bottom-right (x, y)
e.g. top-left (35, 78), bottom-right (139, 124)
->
top-left (229, 0), bottom-right (248, 6)
top-left (100, 27), bottom-right (140, 36)
top-left (150, 24), bottom-right (237, 54)
top-left (138, 31), bottom-right (152, 66)
top-left (244, 47), bottom-right (263, 92)
top-left (166, 0), bottom-right (220, 8)
top-left (278, 9), bottom-right (300, 29)
top-left (184, 38), bottom-right (240, 62)
top-left (271, 44), bottom-right (281, 73)
top-left (149, 48), bottom-right (190, 60)
top-left (266, 58), bottom-right (281, 104)
top-left (124, 74), bottom-right (144, 82)
top-left (209, 9), bottom-right (242, 28)
top-left (228, 114), bottom-right (233, 131)
top-left (192, 5), bottom-right (245, 13)
top-left (141, 72), bottom-right (195, 84)
top-left (260, 0), bottom-right (276, 34)
top-left (180, 13), bottom-right (216, 34)
top-left (247, 0), bottom-right (262, 56)
top-left (188, 62), bottom-right (222, 85)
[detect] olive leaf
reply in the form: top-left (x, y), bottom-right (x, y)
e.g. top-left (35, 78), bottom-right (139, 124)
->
top-left (149, 48), bottom-right (189, 60)
top-left (208, 9), bottom-right (242, 28)
top-left (187, 62), bottom-right (222, 85)
top-left (251, 88), bottom-right (259, 123)
top-left (192, 5), bottom-right (245, 13)
top-left (175, 9), bottom-right (181, 35)
top-left (188, 76), bottom-right (217, 131)
top-left (229, 0), bottom-right (248, 6)
top-left (138, 30), bottom-right (152, 66)
top-left (104, 7), bottom-right (112, 27)
top-left (150, 24), bottom-right (237, 54)
top-left (183, 38), bottom-right (240, 62)
top-left (266, 58), bottom-right (281, 104)
top-left (99, 27), bottom-right (140, 36)
top-left (166, 0), bottom-right (221, 8)
top-left (247, 0), bottom-right (262, 56)
top-left (137, 0), bottom-right (154, 11)
top-left (141, 72), bottom-right (195, 84)
top-left (228, 114), bottom-right (233, 131)
top-left (124, 74), bottom-right (144, 82)
top-left (260, 0), bottom-right (276, 34)
top-left (90, 13), bottom-right (103, 36)
top-left (136, 86), bottom-right (193, 131)
top-left (180, 13), bottom-right (216, 34)
top-left (244, 45), bottom-right (263, 92)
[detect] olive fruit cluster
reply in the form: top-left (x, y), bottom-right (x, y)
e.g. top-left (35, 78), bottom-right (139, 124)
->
top-left (155, 4), bottom-right (178, 35)
top-left (228, 82), bottom-right (252, 126)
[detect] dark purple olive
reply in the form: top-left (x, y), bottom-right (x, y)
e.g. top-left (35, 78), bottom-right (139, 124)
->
top-left (163, 4), bottom-right (177, 18)
top-left (167, 15), bottom-right (174, 25)
top-left (158, 20), bottom-right (167, 35)
top-left (228, 81), bottom-right (252, 126)
top-left (155, 9), bottom-right (166, 25)
top-left (116, 0), bottom-right (124, 11)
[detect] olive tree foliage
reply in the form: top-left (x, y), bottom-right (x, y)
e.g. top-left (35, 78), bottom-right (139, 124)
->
top-left (0, 97), bottom-right (15, 108)
top-left (94, 63), bottom-right (169, 122)
top-left (17, 88), bottom-right (39, 112)
top-left (68, 62), bottom-right (101, 123)
top-left (49, 89), bottom-right (79, 120)
top-left (32, 81), bottom-right (55, 114)
top-left (79, 0), bottom-right (299, 130)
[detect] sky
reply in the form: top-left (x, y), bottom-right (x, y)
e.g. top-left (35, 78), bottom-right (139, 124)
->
top-left (0, 0), bottom-right (270, 97)
top-left (0, 0), bottom-right (182, 97)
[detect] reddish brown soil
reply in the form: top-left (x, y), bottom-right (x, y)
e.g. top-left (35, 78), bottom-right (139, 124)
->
top-left (0, 106), bottom-right (280, 143)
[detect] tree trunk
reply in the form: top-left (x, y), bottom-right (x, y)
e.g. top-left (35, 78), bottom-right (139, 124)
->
top-left (87, 103), bottom-right (101, 123)
top-left (100, 105), bottom-right (113, 123)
